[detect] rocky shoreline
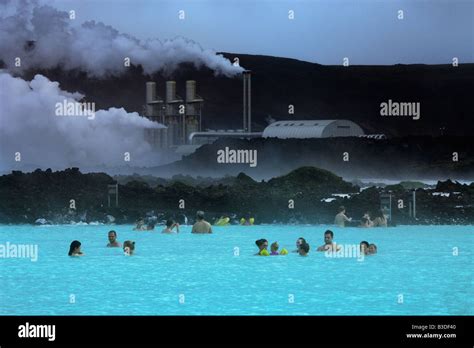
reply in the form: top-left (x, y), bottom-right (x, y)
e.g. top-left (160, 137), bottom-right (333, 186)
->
top-left (0, 167), bottom-right (473, 225)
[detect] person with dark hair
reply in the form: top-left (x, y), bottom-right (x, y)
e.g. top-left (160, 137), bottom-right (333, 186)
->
top-left (107, 230), bottom-right (121, 247)
top-left (192, 211), bottom-right (212, 234)
top-left (162, 219), bottom-right (180, 234)
top-left (133, 218), bottom-right (147, 231)
top-left (368, 243), bottom-right (378, 255)
top-left (123, 240), bottom-right (135, 255)
top-left (317, 230), bottom-right (340, 251)
top-left (68, 240), bottom-right (83, 256)
top-left (255, 239), bottom-right (269, 256)
top-left (372, 210), bottom-right (388, 227)
top-left (360, 241), bottom-right (370, 255)
top-left (292, 237), bottom-right (306, 253)
top-left (360, 217), bottom-right (372, 228)
top-left (334, 206), bottom-right (352, 227)
top-left (298, 241), bottom-right (310, 256)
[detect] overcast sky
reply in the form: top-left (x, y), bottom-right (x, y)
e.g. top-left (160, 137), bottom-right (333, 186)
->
top-left (50, 0), bottom-right (474, 65)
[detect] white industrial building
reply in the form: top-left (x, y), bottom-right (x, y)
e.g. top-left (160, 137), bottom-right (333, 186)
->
top-left (262, 119), bottom-right (364, 139)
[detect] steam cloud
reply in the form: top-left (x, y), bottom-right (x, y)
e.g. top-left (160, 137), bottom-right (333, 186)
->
top-left (0, 0), bottom-right (243, 77)
top-left (0, 72), bottom-right (164, 170)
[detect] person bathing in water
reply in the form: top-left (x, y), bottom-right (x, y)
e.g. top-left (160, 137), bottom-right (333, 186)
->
top-left (68, 240), bottom-right (84, 256)
top-left (107, 230), bottom-right (121, 247)
top-left (360, 241), bottom-right (370, 255)
top-left (372, 210), bottom-right (388, 227)
top-left (298, 241), bottom-right (310, 256)
top-left (192, 211), bottom-right (212, 234)
top-left (317, 230), bottom-right (341, 252)
top-left (123, 240), bottom-right (135, 255)
top-left (133, 218), bottom-right (147, 231)
top-left (270, 242), bottom-right (279, 255)
top-left (255, 239), bottom-right (269, 255)
top-left (162, 219), bottom-right (180, 234)
top-left (292, 237), bottom-right (306, 253)
top-left (334, 206), bottom-right (352, 227)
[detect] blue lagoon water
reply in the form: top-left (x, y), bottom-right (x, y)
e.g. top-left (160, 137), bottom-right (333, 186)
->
top-left (0, 224), bottom-right (472, 315)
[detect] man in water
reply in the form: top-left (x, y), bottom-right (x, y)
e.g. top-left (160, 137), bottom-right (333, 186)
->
top-left (107, 230), bottom-right (121, 247)
top-left (317, 230), bottom-right (341, 251)
top-left (368, 243), bottom-right (378, 255)
top-left (191, 211), bottom-right (212, 234)
top-left (334, 206), bottom-right (352, 227)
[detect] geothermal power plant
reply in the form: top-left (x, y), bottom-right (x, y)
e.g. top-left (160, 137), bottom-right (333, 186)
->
top-left (143, 70), bottom-right (370, 159)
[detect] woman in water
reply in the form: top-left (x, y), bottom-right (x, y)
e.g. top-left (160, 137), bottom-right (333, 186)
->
top-left (162, 219), bottom-right (180, 233)
top-left (292, 237), bottom-right (306, 253)
top-left (372, 210), bottom-right (388, 227)
top-left (123, 240), bottom-right (135, 255)
top-left (68, 240), bottom-right (84, 256)
top-left (255, 239), bottom-right (269, 255)
top-left (298, 241), bottom-right (310, 256)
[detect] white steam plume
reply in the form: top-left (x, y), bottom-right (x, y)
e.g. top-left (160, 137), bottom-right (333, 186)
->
top-left (0, 71), bottom-right (164, 170)
top-left (0, 0), bottom-right (243, 77)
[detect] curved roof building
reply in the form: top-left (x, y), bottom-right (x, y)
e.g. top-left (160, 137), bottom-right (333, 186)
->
top-left (262, 120), bottom-right (364, 139)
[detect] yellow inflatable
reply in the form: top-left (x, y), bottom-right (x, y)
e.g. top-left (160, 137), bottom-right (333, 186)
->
top-left (215, 217), bottom-right (230, 226)
top-left (259, 249), bottom-right (270, 256)
top-left (280, 248), bottom-right (288, 255)
top-left (240, 217), bottom-right (255, 225)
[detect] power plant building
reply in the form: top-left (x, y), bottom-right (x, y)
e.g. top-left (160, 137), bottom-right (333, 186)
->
top-left (262, 120), bottom-right (364, 139)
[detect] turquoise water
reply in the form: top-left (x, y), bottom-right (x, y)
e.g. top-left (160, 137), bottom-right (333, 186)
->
top-left (0, 224), bottom-right (472, 315)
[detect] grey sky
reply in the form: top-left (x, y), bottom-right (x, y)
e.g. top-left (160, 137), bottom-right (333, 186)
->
top-left (51, 0), bottom-right (474, 65)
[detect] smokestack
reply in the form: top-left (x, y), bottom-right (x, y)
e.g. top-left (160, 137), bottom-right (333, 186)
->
top-left (146, 82), bottom-right (156, 117)
top-left (186, 80), bottom-right (196, 102)
top-left (243, 70), bottom-right (252, 132)
top-left (166, 81), bottom-right (177, 102)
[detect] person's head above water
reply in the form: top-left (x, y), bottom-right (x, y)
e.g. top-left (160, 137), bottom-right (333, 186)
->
top-left (298, 241), bottom-right (310, 255)
top-left (338, 206), bottom-right (346, 213)
top-left (166, 219), bottom-right (175, 228)
top-left (360, 241), bottom-right (369, 253)
top-left (108, 230), bottom-right (117, 243)
top-left (296, 237), bottom-right (306, 248)
top-left (324, 230), bottom-right (334, 244)
top-left (271, 242), bottom-right (279, 252)
top-left (123, 240), bottom-right (135, 255)
top-left (255, 239), bottom-right (268, 250)
top-left (368, 243), bottom-right (377, 254)
top-left (196, 211), bottom-right (205, 221)
top-left (68, 240), bottom-right (81, 256)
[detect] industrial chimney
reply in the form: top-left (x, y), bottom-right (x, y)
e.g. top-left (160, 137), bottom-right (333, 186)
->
top-left (243, 70), bottom-right (252, 132)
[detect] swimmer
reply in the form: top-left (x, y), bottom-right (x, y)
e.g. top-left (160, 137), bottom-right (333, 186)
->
top-left (298, 241), bottom-right (310, 256)
top-left (133, 218), bottom-right (147, 231)
top-left (372, 210), bottom-right (388, 227)
top-left (317, 230), bottom-right (341, 252)
top-left (106, 230), bottom-right (121, 247)
top-left (368, 243), bottom-right (378, 255)
top-left (191, 211), bottom-right (212, 234)
top-left (123, 240), bottom-right (135, 255)
top-left (334, 206), bottom-right (352, 227)
top-left (68, 240), bottom-right (84, 256)
top-left (359, 217), bottom-right (372, 228)
top-left (146, 222), bottom-right (155, 231)
top-left (292, 237), bottom-right (306, 253)
top-left (270, 242), bottom-right (279, 255)
top-left (360, 241), bottom-right (370, 255)
top-left (255, 239), bottom-right (269, 256)
top-left (162, 219), bottom-right (180, 234)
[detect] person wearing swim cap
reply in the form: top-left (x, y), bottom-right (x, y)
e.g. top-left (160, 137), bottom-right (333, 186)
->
top-left (192, 211), bottom-right (212, 234)
top-left (255, 239), bottom-right (269, 255)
